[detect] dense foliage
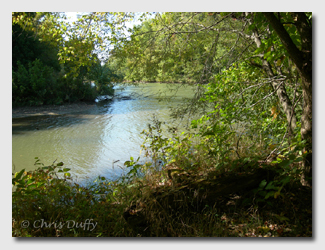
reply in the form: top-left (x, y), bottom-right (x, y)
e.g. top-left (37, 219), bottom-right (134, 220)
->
top-left (12, 154), bottom-right (311, 237)
top-left (111, 12), bottom-right (312, 185)
top-left (12, 12), bottom-right (312, 237)
top-left (12, 12), bottom-right (119, 107)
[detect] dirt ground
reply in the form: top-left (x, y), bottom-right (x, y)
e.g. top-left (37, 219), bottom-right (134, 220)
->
top-left (12, 102), bottom-right (96, 119)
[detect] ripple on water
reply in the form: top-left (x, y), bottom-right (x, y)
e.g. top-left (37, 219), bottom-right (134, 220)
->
top-left (12, 83), bottom-right (196, 182)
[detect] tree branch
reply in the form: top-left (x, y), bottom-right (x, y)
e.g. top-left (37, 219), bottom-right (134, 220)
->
top-left (263, 13), bottom-right (304, 72)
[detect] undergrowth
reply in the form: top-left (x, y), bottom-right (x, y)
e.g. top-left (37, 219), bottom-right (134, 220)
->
top-left (12, 119), bottom-right (312, 237)
top-left (12, 157), bottom-right (311, 237)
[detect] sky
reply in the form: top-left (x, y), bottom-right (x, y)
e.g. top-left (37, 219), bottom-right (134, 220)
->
top-left (65, 12), bottom-right (143, 30)
top-left (63, 12), bottom-right (146, 63)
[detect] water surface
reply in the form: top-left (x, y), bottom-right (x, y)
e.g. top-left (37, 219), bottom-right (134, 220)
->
top-left (12, 83), bottom-right (196, 182)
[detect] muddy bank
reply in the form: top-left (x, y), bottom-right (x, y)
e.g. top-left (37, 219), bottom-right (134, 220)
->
top-left (12, 102), bottom-right (96, 119)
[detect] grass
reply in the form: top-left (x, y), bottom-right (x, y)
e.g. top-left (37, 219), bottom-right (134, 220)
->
top-left (12, 152), bottom-right (312, 237)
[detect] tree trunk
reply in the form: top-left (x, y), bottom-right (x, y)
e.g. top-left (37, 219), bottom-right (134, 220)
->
top-left (263, 12), bottom-right (312, 186)
top-left (246, 13), bottom-right (297, 133)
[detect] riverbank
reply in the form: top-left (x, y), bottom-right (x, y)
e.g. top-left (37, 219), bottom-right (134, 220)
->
top-left (12, 102), bottom-right (96, 119)
top-left (12, 160), bottom-right (312, 237)
top-left (123, 80), bottom-right (196, 85)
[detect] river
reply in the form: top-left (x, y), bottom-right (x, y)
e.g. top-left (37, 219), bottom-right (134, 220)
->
top-left (12, 83), bottom-right (197, 182)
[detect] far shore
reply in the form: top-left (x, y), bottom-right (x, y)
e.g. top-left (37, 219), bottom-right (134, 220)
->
top-left (12, 102), bottom-right (96, 119)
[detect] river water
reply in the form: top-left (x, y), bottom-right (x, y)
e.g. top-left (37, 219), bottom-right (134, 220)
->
top-left (12, 83), bottom-right (196, 182)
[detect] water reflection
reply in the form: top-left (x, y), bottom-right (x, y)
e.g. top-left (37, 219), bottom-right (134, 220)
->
top-left (12, 83), bottom-right (196, 182)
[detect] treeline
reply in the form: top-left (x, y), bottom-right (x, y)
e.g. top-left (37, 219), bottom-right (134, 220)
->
top-left (110, 13), bottom-right (247, 84)
top-left (12, 12), bottom-right (122, 107)
top-left (110, 12), bottom-right (312, 185)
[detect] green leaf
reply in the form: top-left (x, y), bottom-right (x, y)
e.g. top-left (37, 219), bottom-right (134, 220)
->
top-left (265, 181), bottom-right (276, 190)
top-left (37, 182), bottom-right (45, 188)
top-left (124, 161), bottom-right (131, 167)
top-left (26, 179), bottom-right (35, 185)
top-left (259, 179), bottom-right (267, 189)
top-left (13, 169), bottom-right (25, 185)
top-left (294, 157), bottom-right (303, 162)
top-left (265, 191), bottom-right (275, 199)
top-left (279, 159), bottom-right (292, 167)
top-left (27, 184), bottom-right (37, 190)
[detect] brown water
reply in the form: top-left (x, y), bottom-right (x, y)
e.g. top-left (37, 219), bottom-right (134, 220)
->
top-left (12, 83), bottom-right (196, 182)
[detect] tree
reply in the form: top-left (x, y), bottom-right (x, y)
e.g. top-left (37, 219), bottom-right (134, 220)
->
top-left (88, 58), bottom-right (119, 96)
top-left (114, 12), bottom-right (312, 185)
top-left (12, 12), bottom-right (126, 105)
top-left (245, 12), bottom-right (297, 135)
top-left (12, 12), bottom-right (62, 106)
top-left (112, 12), bottom-right (251, 84)
top-left (12, 12), bottom-right (312, 184)
top-left (263, 12), bottom-right (312, 185)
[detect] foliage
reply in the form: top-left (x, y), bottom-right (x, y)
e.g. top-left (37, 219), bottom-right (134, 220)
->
top-left (88, 60), bottom-right (118, 96)
top-left (12, 148), bottom-right (311, 237)
top-left (12, 12), bottom-right (121, 107)
top-left (12, 12), bottom-right (312, 237)
top-left (116, 12), bottom-right (311, 183)
top-left (12, 158), bottom-right (133, 237)
top-left (13, 59), bottom-right (59, 106)
top-left (12, 19), bottom-right (60, 72)
top-left (111, 13), bottom-right (251, 84)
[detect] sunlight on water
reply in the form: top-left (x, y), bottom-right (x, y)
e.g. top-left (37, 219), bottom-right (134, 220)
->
top-left (12, 83), bottom-right (196, 182)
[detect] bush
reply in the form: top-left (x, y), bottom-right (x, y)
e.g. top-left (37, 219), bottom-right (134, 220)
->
top-left (12, 159), bottom-right (133, 237)
top-left (12, 59), bottom-right (59, 106)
